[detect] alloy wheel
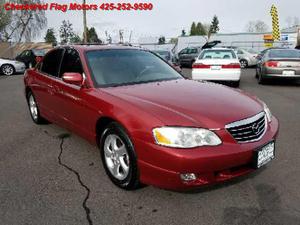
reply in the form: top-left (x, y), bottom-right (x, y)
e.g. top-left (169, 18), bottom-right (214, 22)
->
top-left (2, 65), bottom-right (14, 76)
top-left (240, 60), bottom-right (248, 69)
top-left (103, 134), bottom-right (130, 180)
top-left (29, 94), bottom-right (38, 121)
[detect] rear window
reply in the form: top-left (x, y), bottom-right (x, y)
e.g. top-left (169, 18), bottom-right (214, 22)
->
top-left (32, 49), bottom-right (46, 56)
top-left (269, 50), bottom-right (300, 58)
top-left (199, 50), bottom-right (237, 59)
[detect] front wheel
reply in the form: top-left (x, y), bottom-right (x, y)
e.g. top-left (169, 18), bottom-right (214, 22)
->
top-left (99, 122), bottom-right (141, 190)
top-left (1, 64), bottom-right (15, 76)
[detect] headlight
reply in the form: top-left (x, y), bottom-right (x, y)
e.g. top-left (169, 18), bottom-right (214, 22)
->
top-left (153, 127), bottom-right (222, 148)
top-left (263, 102), bottom-right (272, 122)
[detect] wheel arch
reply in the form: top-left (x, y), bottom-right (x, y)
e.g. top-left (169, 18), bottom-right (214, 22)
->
top-left (1, 63), bottom-right (15, 73)
top-left (25, 86), bottom-right (32, 97)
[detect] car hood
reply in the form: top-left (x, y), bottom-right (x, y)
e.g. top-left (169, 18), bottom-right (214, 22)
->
top-left (100, 79), bottom-right (263, 128)
top-left (0, 58), bottom-right (19, 64)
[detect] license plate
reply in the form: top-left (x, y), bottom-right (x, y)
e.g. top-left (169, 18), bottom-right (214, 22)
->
top-left (211, 65), bottom-right (221, 70)
top-left (282, 70), bottom-right (295, 75)
top-left (254, 142), bottom-right (275, 169)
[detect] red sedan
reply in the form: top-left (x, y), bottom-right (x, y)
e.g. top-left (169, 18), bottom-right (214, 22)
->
top-left (24, 45), bottom-right (279, 191)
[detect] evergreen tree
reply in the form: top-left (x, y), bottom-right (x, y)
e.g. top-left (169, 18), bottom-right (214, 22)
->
top-left (59, 20), bottom-right (75, 44)
top-left (196, 22), bottom-right (207, 35)
top-left (190, 22), bottom-right (196, 36)
top-left (44, 28), bottom-right (57, 44)
top-left (86, 27), bottom-right (101, 43)
top-left (210, 15), bottom-right (220, 34)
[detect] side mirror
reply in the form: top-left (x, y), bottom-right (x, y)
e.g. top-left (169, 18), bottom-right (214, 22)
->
top-left (62, 72), bottom-right (83, 86)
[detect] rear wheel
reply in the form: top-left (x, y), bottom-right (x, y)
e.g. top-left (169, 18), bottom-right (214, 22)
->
top-left (1, 64), bottom-right (15, 76)
top-left (240, 59), bottom-right (248, 69)
top-left (26, 91), bottom-right (48, 124)
top-left (99, 122), bottom-right (141, 190)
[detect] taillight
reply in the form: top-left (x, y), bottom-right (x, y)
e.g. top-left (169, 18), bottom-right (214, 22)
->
top-left (264, 61), bottom-right (278, 67)
top-left (192, 63), bottom-right (211, 69)
top-left (222, 63), bottom-right (241, 69)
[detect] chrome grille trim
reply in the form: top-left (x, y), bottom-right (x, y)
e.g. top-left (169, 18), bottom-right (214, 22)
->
top-left (225, 112), bottom-right (267, 143)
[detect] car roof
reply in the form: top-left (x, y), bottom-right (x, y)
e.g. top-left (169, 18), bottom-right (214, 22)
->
top-left (68, 44), bottom-right (143, 52)
top-left (205, 47), bottom-right (234, 51)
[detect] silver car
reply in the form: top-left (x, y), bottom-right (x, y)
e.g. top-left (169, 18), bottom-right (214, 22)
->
top-left (236, 48), bottom-right (259, 68)
top-left (0, 58), bottom-right (26, 76)
top-left (256, 49), bottom-right (300, 84)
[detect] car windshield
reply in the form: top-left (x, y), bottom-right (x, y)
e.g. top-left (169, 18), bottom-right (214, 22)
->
top-left (269, 50), bottom-right (300, 58)
top-left (32, 49), bottom-right (46, 56)
top-left (86, 49), bottom-right (182, 87)
top-left (199, 50), bottom-right (236, 59)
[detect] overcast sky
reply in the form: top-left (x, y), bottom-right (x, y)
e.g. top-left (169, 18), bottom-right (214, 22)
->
top-left (43, 0), bottom-right (300, 42)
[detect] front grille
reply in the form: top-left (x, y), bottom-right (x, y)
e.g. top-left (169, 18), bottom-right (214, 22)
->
top-left (226, 112), bottom-right (266, 143)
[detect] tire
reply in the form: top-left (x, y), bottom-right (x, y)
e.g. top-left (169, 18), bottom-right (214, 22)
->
top-left (1, 64), bottom-right (15, 76)
top-left (232, 80), bottom-right (240, 87)
top-left (240, 60), bottom-right (248, 69)
top-left (26, 91), bottom-right (48, 124)
top-left (99, 122), bottom-right (141, 190)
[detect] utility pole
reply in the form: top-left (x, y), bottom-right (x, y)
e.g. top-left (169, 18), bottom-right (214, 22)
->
top-left (83, 0), bottom-right (88, 43)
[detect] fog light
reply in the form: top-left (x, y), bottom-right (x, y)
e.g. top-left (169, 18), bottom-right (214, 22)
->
top-left (180, 173), bottom-right (197, 181)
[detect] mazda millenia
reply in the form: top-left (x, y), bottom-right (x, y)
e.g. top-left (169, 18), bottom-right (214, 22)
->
top-left (24, 45), bottom-right (279, 190)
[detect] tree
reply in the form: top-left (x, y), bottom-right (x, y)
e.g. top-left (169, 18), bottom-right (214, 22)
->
top-left (245, 20), bottom-right (269, 33)
top-left (0, 0), bottom-right (11, 38)
top-left (196, 22), bottom-right (207, 35)
top-left (2, 0), bottom-right (47, 42)
top-left (59, 20), bottom-right (75, 44)
top-left (209, 15), bottom-right (219, 34)
top-left (190, 22), bottom-right (197, 36)
top-left (44, 28), bottom-right (57, 45)
top-left (285, 16), bottom-right (300, 28)
top-left (86, 27), bottom-right (101, 43)
top-left (70, 34), bottom-right (81, 44)
top-left (158, 36), bottom-right (166, 44)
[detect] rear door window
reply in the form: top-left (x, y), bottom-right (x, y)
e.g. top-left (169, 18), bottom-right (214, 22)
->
top-left (41, 49), bottom-right (64, 77)
top-left (269, 50), bottom-right (300, 58)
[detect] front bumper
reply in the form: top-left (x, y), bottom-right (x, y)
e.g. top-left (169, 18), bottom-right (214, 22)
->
top-left (14, 64), bottom-right (26, 73)
top-left (135, 117), bottom-right (279, 190)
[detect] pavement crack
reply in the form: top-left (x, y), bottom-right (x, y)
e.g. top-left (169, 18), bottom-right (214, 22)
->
top-left (57, 133), bottom-right (93, 225)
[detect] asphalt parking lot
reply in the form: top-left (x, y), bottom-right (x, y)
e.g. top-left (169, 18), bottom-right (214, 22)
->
top-left (1, 69), bottom-right (300, 225)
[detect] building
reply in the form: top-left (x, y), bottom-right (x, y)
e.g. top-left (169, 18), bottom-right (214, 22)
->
top-left (176, 27), bottom-right (299, 53)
